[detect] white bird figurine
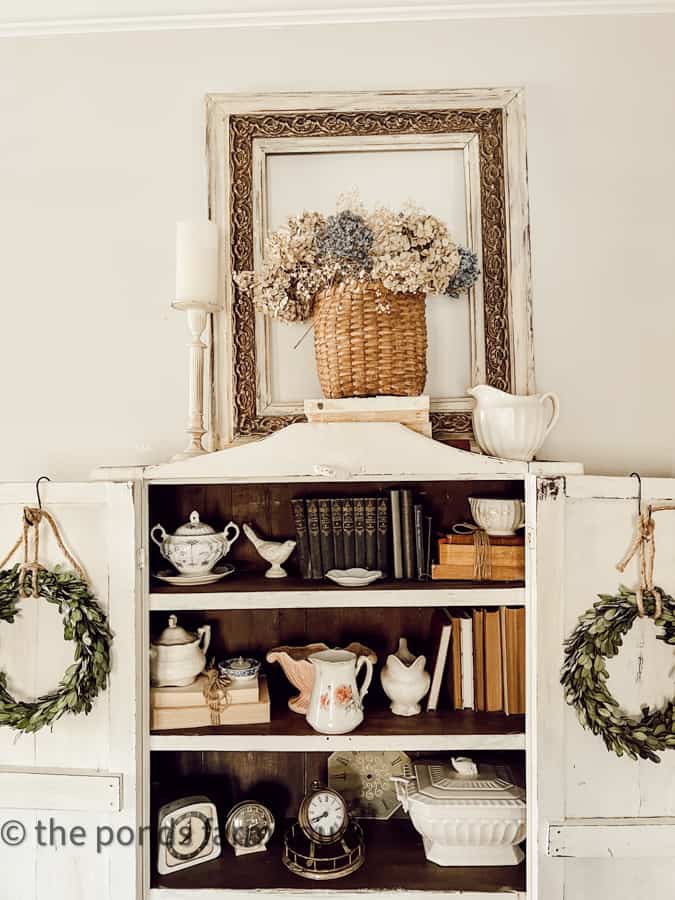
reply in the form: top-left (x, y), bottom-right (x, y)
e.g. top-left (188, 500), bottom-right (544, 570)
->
top-left (243, 523), bottom-right (296, 579)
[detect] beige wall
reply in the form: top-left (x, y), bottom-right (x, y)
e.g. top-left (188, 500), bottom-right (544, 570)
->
top-left (0, 15), bottom-right (674, 479)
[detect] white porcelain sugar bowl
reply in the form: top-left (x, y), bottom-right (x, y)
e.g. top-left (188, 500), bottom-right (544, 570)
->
top-left (150, 615), bottom-right (211, 687)
top-left (151, 511), bottom-right (240, 576)
top-left (392, 757), bottom-right (526, 866)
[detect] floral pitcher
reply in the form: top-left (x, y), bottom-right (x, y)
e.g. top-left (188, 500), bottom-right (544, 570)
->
top-left (306, 648), bottom-right (374, 735)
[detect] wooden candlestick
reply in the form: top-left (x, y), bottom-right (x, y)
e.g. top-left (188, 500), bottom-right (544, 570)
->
top-left (172, 300), bottom-right (219, 461)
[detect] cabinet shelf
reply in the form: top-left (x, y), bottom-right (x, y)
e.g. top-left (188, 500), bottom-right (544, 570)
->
top-left (151, 818), bottom-right (526, 897)
top-left (149, 576), bottom-right (525, 611)
top-left (150, 704), bottom-right (525, 752)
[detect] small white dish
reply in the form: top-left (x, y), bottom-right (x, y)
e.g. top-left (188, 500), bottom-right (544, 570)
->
top-left (154, 564), bottom-right (235, 586)
top-left (325, 568), bottom-right (383, 587)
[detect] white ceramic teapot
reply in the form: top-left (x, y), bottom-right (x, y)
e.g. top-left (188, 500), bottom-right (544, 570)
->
top-left (306, 648), bottom-right (374, 735)
top-left (150, 614), bottom-right (211, 687)
top-left (468, 385), bottom-right (560, 462)
top-left (151, 511), bottom-right (240, 576)
top-left (380, 637), bottom-right (430, 717)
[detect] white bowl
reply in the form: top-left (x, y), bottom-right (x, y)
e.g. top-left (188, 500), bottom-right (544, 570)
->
top-left (469, 498), bottom-right (525, 536)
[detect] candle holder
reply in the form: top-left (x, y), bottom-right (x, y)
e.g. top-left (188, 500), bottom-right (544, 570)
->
top-left (172, 299), bottom-right (219, 460)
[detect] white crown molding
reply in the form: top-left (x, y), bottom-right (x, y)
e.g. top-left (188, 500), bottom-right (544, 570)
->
top-left (1, 1), bottom-right (674, 37)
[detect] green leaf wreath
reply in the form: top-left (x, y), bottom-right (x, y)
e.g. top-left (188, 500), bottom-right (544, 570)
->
top-left (561, 586), bottom-right (675, 763)
top-left (0, 565), bottom-right (113, 733)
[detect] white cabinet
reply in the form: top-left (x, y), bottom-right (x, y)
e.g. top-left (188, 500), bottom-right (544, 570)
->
top-left (4, 430), bottom-right (675, 900)
top-left (0, 481), bottom-right (139, 900)
top-left (534, 474), bottom-right (675, 900)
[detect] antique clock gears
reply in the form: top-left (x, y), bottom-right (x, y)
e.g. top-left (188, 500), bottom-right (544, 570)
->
top-left (283, 781), bottom-right (365, 880)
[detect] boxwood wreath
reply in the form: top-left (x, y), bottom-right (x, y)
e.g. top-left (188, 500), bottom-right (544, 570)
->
top-left (561, 585), bottom-right (675, 763)
top-left (0, 564), bottom-right (112, 733)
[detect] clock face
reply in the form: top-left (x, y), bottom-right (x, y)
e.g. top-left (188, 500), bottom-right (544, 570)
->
top-left (225, 801), bottom-right (274, 852)
top-left (169, 810), bottom-right (212, 861)
top-left (302, 788), bottom-right (347, 842)
top-left (157, 796), bottom-right (221, 875)
top-left (328, 751), bottom-right (411, 820)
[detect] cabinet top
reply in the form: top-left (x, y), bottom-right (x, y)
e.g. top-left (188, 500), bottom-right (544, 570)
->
top-left (92, 423), bottom-right (583, 483)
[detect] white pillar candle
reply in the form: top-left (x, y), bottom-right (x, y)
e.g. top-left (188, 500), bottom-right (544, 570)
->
top-left (175, 220), bottom-right (219, 305)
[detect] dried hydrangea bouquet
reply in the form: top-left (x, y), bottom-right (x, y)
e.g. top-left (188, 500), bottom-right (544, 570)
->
top-left (236, 197), bottom-right (479, 399)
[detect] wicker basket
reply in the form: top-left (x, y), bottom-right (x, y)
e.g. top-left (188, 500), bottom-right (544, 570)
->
top-left (313, 280), bottom-right (427, 399)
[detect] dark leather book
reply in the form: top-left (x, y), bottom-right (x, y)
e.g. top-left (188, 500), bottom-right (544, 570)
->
top-left (353, 497), bottom-right (366, 568)
top-left (376, 496), bottom-right (390, 577)
top-left (401, 489), bottom-right (416, 580)
top-left (305, 498), bottom-right (323, 580)
top-left (331, 498), bottom-right (345, 570)
top-left (414, 503), bottom-right (425, 580)
top-left (291, 499), bottom-right (312, 580)
top-left (342, 498), bottom-right (355, 568)
top-left (318, 499), bottom-right (334, 573)
top-left (390, 489), bottom-right (403, 579)
top-left (364, 497), bottom-right (378, 570)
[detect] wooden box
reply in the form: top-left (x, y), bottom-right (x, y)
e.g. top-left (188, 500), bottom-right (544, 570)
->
top-left (151, 677), bottom-right (270, 730)
top-left (432, 534), bottom-right (524, 582)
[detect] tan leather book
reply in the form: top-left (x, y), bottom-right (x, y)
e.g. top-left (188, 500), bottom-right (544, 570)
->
top-left (503, 607), bottom-right (526, 715)
top-left (472, 609), bottom-right (486, 712)
top-left (484, 609), bottom-right (504, 712)
top-left (449, 613), bottom-right (463, 710)
top-left (151, 674), bottom-right (259, 709)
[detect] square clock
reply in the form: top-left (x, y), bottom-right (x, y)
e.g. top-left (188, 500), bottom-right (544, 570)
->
top-left (157, 795), bottom-right (221, 875)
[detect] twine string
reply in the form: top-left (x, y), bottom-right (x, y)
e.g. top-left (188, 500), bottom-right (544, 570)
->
top-left (202, 666), bottom-right (232, 726)
top-left (0, 506), bottom-right (87, 598)
top-left (617, 503), bottom-right (675, 619)
top-left (451, 522), bottom-right (492, 580)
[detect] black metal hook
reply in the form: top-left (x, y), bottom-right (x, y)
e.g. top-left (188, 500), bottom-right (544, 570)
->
top-left (35, 475), bottom-right (50, 510)
top-left (630, 472), bottom-right (642, 515)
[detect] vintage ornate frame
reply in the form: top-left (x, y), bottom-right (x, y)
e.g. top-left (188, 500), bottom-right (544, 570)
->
top-left (206, 90), bottom-right (534, 446)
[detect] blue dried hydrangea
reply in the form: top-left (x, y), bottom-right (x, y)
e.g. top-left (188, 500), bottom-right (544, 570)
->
top-left (317, 210), bottom-right (373, 270)
top-left (445, 246), bottom-right (480, 297)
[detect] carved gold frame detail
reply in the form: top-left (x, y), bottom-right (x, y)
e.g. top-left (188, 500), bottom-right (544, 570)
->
top-left (206, 90), bottom-right (534, 446)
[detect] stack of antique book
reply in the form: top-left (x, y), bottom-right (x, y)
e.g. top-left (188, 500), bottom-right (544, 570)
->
top-left (150, 674), bottom-right (270, 730)
top-left (426, 607), bottom-right (526, 715)
top-left (291, 488), bottom-right (434, 580)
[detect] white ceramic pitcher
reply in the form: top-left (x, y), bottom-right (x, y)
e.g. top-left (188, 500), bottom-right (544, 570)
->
top-left (468, 385), bottom-right (560, 462)
top-left (306, 648), bottom-right (374, 734)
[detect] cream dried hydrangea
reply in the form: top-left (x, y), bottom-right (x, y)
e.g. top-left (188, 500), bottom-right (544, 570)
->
top-left (234, 211), bottom-right (327, 323)
top-left (368, 205), bottom-right (460, 295)
top-left (235, 199), bottom-right (476, 323)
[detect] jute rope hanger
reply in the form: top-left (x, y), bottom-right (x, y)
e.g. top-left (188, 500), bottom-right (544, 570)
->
top-left (616, 472), bottom-right (675, 620)
top-left (0, 475), bottom-right (87, 598)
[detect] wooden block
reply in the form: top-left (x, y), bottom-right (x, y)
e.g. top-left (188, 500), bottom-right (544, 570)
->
top-left (151, 678), bottom-right (270, 730)
top-left (151, 674), bottom-right (259, 709)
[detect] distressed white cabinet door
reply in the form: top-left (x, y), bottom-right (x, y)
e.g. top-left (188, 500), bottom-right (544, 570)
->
top-left (534, 475), bottom-right (675, 900)
top-left (0, 482), bottom-right (139, 900)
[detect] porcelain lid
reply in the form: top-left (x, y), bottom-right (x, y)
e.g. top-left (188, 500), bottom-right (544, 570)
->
top-left (154, 614), bottom-right (197, 646)
top-left (173, 511), bottom-right (216, 536)
top-left (411, 760), bottom-right (525, 806)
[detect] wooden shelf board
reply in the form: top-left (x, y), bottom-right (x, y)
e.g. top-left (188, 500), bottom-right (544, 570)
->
top-left (151, 819), bottom-right (526, 896)
top-left (149, 574), bottom-right (525, 611)
top-left (150, 705), bottom-right (525, 752)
